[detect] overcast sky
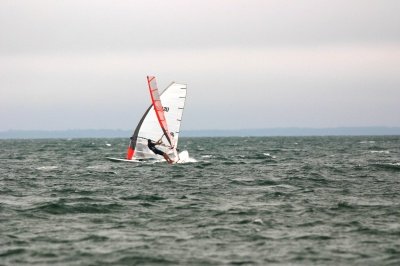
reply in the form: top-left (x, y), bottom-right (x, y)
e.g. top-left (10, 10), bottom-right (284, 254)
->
top-left (1, 0), bottom-right (399, 131)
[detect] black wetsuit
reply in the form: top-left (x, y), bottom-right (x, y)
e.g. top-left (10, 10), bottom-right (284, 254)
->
top-left (147, 140), bottom-right (164, 156)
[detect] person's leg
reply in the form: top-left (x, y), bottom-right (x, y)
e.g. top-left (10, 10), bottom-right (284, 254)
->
top-left (162, 153), bottom-right (173, 164)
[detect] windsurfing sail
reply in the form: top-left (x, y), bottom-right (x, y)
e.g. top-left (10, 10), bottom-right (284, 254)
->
top-left (147, 76), bottom-right (176, 149)
top-left (126, 76), bottom-right (187, 161)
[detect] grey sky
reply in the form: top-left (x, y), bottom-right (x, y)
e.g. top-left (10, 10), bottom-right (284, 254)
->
top-left (1, 0), bottom-right (399, 131)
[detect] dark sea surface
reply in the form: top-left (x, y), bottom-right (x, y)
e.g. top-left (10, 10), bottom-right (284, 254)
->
top-left (1, 136), bottom-right (400, 265)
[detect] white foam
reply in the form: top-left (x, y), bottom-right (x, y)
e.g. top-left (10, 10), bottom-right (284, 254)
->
top-left (370, 150), bottom-right (390, 154)
top-left (263, 153), bottom-right (276, 159)
top-left (359, 140), bottom-right (376, 144)
top-left (176, 157), bottom-right (198, 164)
top-left (87, 165), bottom-right (111, 170)
top-left (185, 157), bottom-right (198, 163)
top-left (253, 218), bottom-right (264, 225)
top-left (36, 166), bottom-right (58, 171)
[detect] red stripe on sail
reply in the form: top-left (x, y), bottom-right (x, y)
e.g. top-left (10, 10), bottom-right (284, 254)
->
top-left (147, 76), bottom-right (175, 147)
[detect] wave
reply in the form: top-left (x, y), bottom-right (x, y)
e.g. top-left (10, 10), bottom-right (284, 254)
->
top-left (210, 227), bottom-right (241, 238)
top-left (359, 140), bottom-right (376, 144)
top-left (230, 178), bottom-right (277, 186)
top-left (263, 153), bottom-right (276, 159)
top-left (371, 162), bottom-right (400, 171)
top-left (114, 254), bottom-right (176, 265)
top-left (36, 166), bottom-right (58, 171)
top-left (332, 198), bottom-right (398, 211)
top-left (120, 194), bottom-right (166, 201)
top-left (333, 201), bottom-right (355, 210)
top-left (180, 157), bottom-right (198, 163)
top-left (294, 234), bottom-right (332, 240)
top-left (79, 234), bottom-right (109, 242)
top-left (0, 248), bottom-right (26, 258)
top-left (370, 150), bottom-right (390, 154)
top-left (34, 201), bottom-right (122, 215)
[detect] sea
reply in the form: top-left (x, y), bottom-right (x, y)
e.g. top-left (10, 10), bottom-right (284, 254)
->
top-left (1, 136), bottom-right (399, 265)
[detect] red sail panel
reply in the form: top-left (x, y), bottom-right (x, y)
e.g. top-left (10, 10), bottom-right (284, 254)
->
top-left (147, 76), bottom-right (175, 147)
top-left (126, 146), bottom-right (134, 160)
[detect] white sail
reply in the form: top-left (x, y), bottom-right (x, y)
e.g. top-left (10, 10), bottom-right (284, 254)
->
top-left (126, 80), bottom-right (187, 160)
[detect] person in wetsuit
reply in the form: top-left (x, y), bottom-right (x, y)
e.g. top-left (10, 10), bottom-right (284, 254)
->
top-left (147, 139), bottom-right (174, 164)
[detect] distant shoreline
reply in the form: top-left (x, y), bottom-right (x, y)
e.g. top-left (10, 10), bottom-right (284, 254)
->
top-left (1, 127), bottom-right (399, 139)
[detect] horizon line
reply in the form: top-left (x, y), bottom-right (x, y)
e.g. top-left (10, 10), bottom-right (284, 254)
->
top-left (2, 126), bottom-right (400, 132)
top-left (1, 127), bottom-right (400, 139)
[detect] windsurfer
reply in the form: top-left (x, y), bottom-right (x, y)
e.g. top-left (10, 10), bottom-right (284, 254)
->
top-left (147, 139), bottom-right (174, 164)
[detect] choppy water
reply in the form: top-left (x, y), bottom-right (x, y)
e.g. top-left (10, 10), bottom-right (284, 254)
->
top-left (1, 136), bottom-right (400, 265)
